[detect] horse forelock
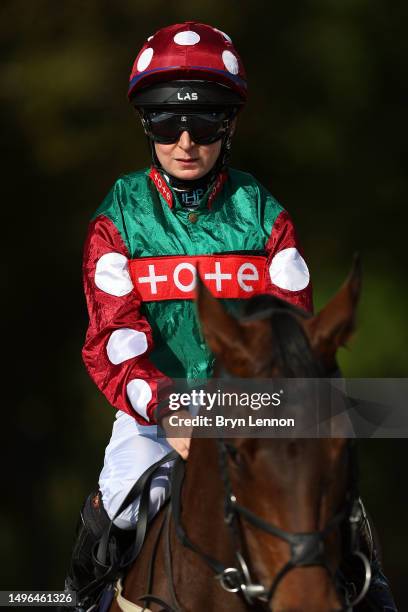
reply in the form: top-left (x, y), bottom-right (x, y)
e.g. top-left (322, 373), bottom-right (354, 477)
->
top-left (241, 294), bottom-right (323, 377)
top-left (270, 310), bottom-right (324, 377)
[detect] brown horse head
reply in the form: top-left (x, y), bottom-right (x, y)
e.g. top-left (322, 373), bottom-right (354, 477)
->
top-left (196, 257), bottom-right (362, 612)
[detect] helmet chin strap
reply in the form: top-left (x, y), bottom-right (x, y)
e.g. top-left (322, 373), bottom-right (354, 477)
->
top-left (145, 126), bottom-right (234, 210)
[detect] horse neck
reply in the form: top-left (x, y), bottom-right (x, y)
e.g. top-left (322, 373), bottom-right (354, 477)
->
top-left (182, 437), bottom-right (224, 514)
top-left (181, 438), bottom-right (235, 561)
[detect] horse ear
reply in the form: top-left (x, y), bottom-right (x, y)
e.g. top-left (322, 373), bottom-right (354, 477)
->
top-left (302, 254), bottom-right (362, 367)
top-left (195, 272), bottom-right (243, 359)
top-left (196, 273), bottom-right (274, 376)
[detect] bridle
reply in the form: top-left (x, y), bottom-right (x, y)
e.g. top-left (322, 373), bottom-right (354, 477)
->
top-left (213, 439), bottom-right (371, 610)
top-left (169, 438), bottom-right (371, 611)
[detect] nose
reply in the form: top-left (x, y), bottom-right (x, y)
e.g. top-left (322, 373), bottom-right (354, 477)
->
top-left (177, 130), bottom-right (195, 149)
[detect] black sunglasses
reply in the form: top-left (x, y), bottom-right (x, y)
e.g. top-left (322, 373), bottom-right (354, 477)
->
top-left (143, 111), bottom-right (233, 145)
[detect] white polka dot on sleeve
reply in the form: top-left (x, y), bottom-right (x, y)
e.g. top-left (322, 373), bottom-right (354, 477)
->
top-left (126, 379), bottom-right (153, 421)
top-left (269, 248), bottom-right (310, 291)
top-left (95, 252), bottom-right (134, 296)
top-left (106, 329), bottom-right (148, 365)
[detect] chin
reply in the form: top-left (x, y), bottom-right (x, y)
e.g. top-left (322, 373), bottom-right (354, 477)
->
top-left (173, 167), bottom-right (204, 180)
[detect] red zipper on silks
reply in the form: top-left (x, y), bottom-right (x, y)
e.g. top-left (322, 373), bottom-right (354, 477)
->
top-left (128, 253), bottom-right (268, 301)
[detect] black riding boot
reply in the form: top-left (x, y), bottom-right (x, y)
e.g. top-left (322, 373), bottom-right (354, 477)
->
top-left (64, 491), bottom-right (110, 611)
top-left (64, 491), bottom-right (133, 612)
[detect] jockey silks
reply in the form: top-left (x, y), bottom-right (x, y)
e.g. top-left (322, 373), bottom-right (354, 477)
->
top-left (82, 166), bottom-right (312, 425)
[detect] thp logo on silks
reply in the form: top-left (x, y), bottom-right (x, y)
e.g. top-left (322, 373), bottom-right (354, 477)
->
top-left (128, 254), bottom-right (267, 301)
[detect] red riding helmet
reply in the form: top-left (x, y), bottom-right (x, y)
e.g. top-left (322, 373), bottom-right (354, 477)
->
top-left (128, 21), bottom-right (247, 105)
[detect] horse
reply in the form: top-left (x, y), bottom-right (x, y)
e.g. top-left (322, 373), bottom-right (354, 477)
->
top-left (108, 257), bottom-right (371, 612)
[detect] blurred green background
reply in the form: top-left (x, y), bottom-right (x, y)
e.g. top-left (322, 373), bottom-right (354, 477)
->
top-left (2, 0), bottom-right (407, 606)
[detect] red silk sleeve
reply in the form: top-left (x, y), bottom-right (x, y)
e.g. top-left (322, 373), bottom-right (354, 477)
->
top-left (264, 210), bottom-right (313, 313)
top-left (82, 214), bottom-right (172, 424)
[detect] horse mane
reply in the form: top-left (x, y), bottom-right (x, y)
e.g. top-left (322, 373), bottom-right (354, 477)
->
top-left (241, 294), bottom-right (324, 378)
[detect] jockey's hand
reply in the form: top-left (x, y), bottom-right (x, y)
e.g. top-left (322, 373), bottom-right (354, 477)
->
top-left (166, 436), bottom-right (191, 460)
top-left (160, 410), bottom-right (192, 460)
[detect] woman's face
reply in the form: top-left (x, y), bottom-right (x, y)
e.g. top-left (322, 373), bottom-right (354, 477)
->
top-left (154, 131), bottom-right (222, 180)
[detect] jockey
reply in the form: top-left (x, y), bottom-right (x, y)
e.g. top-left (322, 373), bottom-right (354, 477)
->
top-left (65, 21), bottom-right (397, 612)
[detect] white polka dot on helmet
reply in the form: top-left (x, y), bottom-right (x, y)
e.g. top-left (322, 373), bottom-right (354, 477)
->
top-left (128, 21), bottom-right (247, 104)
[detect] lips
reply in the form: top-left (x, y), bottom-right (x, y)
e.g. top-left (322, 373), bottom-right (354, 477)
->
top-left (176, 158), bottom-right (198, 163)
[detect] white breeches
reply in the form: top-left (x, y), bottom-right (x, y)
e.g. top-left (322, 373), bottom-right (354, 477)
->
top-left (99, 410), bottom-right (174, 530)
